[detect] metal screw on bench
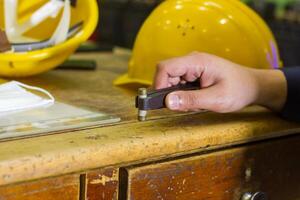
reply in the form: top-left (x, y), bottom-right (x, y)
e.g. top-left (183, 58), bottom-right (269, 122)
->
top-left (241, 193), bottom-right (252, 200)
top-left (241, 192), bottom-right (268, 200)
top-left (138, 88), bottom-right (148, 121)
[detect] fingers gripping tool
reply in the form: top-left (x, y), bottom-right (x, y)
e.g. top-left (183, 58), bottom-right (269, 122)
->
top-left (136, 80), bottom-right (200, 121)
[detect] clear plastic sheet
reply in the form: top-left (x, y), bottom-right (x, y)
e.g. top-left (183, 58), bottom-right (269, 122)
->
top-left (0, 102), bottom-right (120, 140)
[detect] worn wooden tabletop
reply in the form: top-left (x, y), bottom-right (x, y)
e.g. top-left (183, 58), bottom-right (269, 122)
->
top-left (0, 51), bottom-right (299, 187)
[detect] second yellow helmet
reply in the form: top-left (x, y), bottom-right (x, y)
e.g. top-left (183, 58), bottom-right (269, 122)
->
top-left (114, 0), bottom-right (281, 86)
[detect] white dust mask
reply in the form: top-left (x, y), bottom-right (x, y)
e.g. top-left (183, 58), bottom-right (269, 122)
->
top-left (0, 81), bottom-right (55, 116)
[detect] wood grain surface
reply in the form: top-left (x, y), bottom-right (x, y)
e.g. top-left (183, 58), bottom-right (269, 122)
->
top-left (126, 135), bottom-right (300, 200)
top-left (0, 174), bottom-right (79, 200)
top-left (85, 168), bottom-right (119, 200)
top-left (0, 105), bottom-right (299, 187)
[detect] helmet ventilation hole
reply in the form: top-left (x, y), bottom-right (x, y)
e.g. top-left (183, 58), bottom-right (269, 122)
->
top-left (177, 19), bottom-right (195, 36)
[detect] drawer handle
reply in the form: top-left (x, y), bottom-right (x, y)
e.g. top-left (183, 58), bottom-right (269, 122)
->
top-left (241, 192), bottom-right (268, 200)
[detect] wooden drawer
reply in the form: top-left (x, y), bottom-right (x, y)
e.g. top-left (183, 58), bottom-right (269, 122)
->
top-left (84, 168), bottom-right (119, 200)
top-left (0, 174), bottom-right (79, 200)
top-left (125, 136), bottom-right (300, 200)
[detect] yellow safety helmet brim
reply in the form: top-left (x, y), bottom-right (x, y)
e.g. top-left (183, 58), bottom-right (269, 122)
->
top-left (114, 73), bottom-right (152, 86)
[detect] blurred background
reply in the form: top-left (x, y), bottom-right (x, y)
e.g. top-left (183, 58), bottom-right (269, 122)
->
top-left (93, 0), bottom-right (300, 66)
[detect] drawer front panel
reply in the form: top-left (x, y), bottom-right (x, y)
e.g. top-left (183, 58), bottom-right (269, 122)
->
top-left (127, 136), bottom-right (300, 200)
top-left (0, 174), bottom-right (79, 200)
top-left (85, 168), bottom-right (119, 200)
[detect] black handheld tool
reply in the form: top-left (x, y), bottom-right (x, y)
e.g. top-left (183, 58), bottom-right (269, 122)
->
top-left (136, 80), bottom-right (200, 121)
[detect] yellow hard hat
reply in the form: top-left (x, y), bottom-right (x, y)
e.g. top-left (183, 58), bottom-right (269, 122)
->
top-left (114, 0), bottom-right (281, 86)
top-left (0, 0), bottom-right (98, 77)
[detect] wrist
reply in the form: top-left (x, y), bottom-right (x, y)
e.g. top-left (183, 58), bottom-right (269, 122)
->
top-left (252, 69), bottom-right (287, 112)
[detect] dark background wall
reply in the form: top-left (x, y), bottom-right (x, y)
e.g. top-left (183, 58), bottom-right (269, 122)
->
top-left (95, 0), bottom-right (300, 66)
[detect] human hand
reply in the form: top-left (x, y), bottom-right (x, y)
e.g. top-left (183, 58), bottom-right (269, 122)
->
top-left (154, 52), bottom-right (287, 113)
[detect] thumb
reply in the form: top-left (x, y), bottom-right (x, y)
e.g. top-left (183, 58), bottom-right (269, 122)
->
top-left (165, 87), bottom-right (222, 112)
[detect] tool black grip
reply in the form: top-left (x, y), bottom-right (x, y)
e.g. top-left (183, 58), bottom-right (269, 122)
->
top-left (136, 80), bottom-right (200, 110)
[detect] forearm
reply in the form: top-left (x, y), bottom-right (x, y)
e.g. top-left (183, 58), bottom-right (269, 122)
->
top-left (251, 67), bottom-right (300, 122)
top-left (252, 69), bottom-right (287, 112)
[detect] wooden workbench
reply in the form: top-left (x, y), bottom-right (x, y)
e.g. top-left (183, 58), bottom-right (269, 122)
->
top-left (0, 51), bottom-right (300, 200)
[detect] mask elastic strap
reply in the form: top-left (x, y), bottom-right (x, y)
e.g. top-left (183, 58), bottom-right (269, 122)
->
top-left (13, 81), bottom-right (55, 103)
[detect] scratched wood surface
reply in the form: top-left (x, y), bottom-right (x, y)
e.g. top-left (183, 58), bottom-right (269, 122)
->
top-left (85, 168), bottom-right (119, 200)
top-left (0, 106), bottom-right (300, 187)
top-left (0, 174), bottom-right (79, 200)
top-left (0, 52), bottom-right (299, 187)
top-left (126, 135), bottom-right (300, 200)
